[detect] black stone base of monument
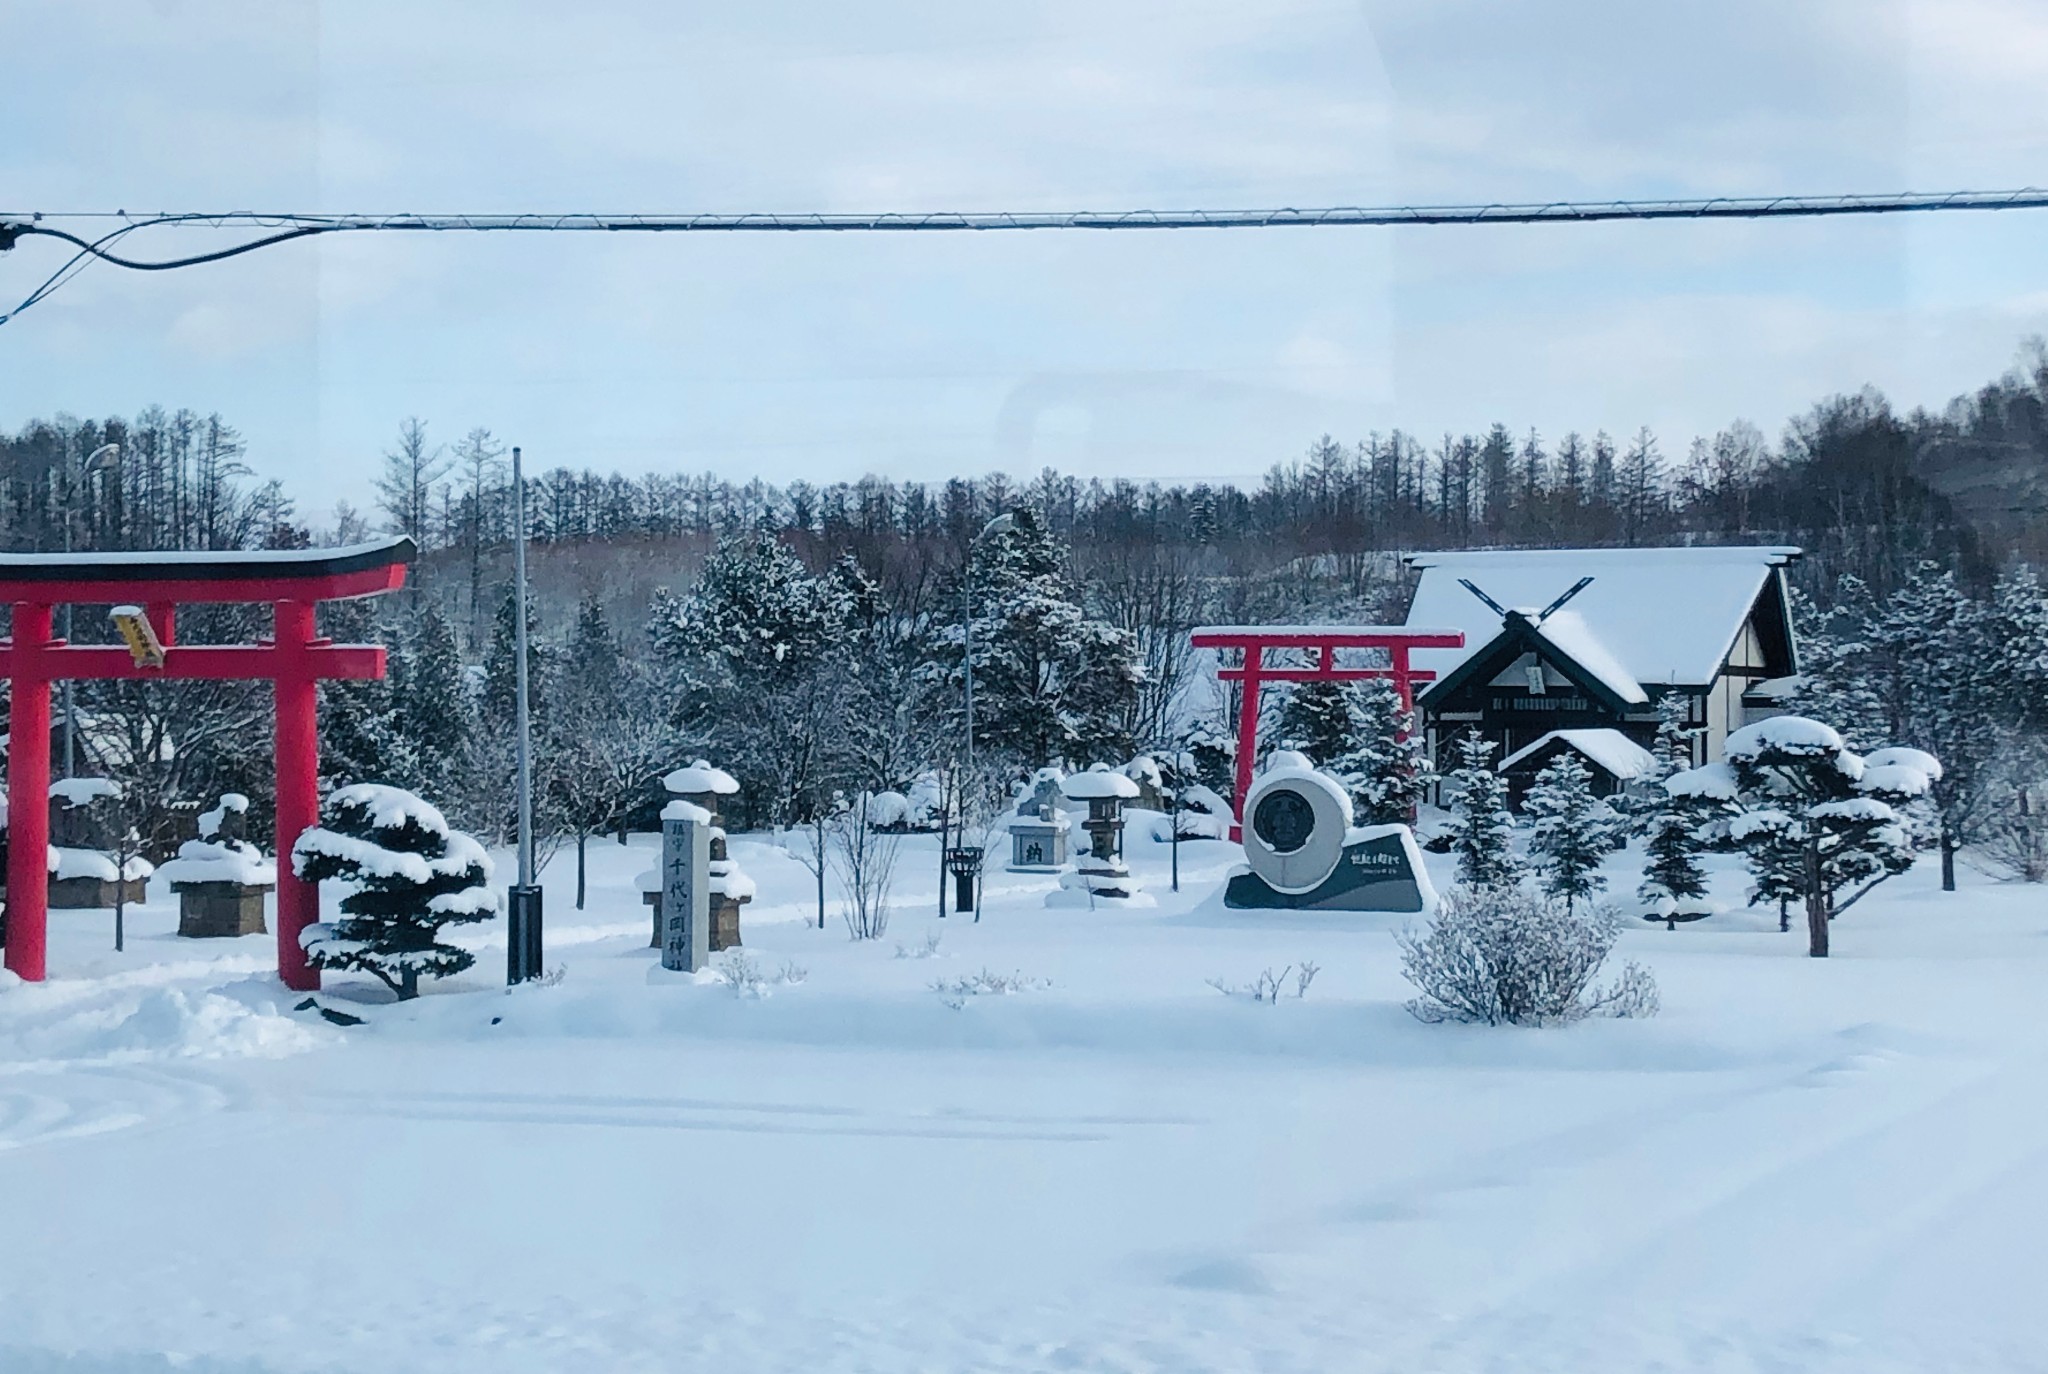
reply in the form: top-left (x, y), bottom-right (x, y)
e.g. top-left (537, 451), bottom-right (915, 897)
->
top-left (173, 882), bottom-right (271, 937)
top-left (49, 876), bottom-right (148, 910)
top-left (1224, 832), bottom-right (1427, 913)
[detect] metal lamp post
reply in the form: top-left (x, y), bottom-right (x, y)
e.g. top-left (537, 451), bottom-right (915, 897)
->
top-left (61, 442), bottom-right (120, 779)
top-left (945, 511), bottom-right (1014, 917)
top-left (506, 444), bottom-right (544, 983)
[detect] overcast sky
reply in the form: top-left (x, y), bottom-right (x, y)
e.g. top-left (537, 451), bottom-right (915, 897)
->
top-left (7, 0), bottom-right (2048, 522)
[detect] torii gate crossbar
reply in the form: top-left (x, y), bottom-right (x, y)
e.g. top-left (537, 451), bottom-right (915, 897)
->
top-left (0, 538), bottom-right (413, 988)
top-left (1188, 625), bottom-right (1465, 840)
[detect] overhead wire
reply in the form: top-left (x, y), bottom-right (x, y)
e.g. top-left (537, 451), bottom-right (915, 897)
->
top-left (5, 187), bottom-right (2048, 326)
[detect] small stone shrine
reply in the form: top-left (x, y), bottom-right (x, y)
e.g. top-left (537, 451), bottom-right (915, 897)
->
top-left (158, 792), bottom-right (277, 937)
top-left (1055, 764), bottom-right (1143, 902)
top-left (47, 778), bottom-right (152, 909)
top-left (1005, 769), bottom-right (1071, 872)
top-left (638, 760), bottom-right (751, 950)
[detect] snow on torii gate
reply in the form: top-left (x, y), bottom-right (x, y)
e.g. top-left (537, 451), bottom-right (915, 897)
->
top-left (0, 538), bottom-right (414, 989)
top-left (1188, 625), bottom-right (1465, 840)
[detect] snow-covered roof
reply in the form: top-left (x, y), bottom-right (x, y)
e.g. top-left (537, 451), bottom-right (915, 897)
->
top-left (1499, 728), bottom-right (1659, 782)
top-left (50, 777), bottom-right (122, 807)
top-left (1404, 546), bottom-right (1798, 690)
top-left (664, 761), bottom-right (738, 795)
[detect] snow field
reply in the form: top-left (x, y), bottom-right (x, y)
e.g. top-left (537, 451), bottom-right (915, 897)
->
top-left (2, 823), bottom-right (2047, 1371)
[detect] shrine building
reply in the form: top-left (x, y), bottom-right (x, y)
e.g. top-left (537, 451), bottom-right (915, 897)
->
top-left (1399, 546), bottom-right (1802, 799)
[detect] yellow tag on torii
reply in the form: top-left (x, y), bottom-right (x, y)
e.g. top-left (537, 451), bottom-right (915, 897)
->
top-left (109, 605), bottom-right (167, 670)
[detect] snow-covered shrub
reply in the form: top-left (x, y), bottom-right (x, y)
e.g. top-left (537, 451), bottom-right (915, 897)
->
top-left (716, 950), bottom-right (806, 998)
top-left (1396, 883), bottom-right (1658, 1026)
top-left (932, 968), bottom-right (1049, 1007)
top-left (1207, 961), bottom-right (1319, 1003)
top-left (1978, 753), bottom-right (2048, 882)
top-left (830, 794), bottom-right (901, 940)
top-left (894, 930), bottom-right (945, 960)
top-left (292, 784), bottom-right (497, 1000)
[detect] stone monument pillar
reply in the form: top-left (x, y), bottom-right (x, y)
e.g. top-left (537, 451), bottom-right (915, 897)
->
top-left (659, 802), bottom-right (711, 972)
top-left (638, 759), bottom-right (751, 950)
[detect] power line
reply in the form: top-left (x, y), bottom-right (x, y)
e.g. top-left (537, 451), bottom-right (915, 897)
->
top-left (6, 186), bottom-right (2048, 326)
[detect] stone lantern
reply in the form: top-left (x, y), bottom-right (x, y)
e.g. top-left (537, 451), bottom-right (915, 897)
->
top-left (47, 778), bottom-right (151, 909)
top-left (1005, 769), bottom-right (1071, 872)
top-left (158, 792), bottom-right (277, 938)
top-left (638, 759), bottom-right (751, 950)
top-left (1056, 764), bottom-right (1143, 901)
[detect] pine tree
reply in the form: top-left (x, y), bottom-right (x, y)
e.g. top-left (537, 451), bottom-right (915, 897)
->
top-left (1525, 753), bottom-right (1617, 913)
top-left (1637, 739), bottom-right (1723, 929)
top-left (1447, 733), bottom-right (1520, 888)
top-left (294, 784), bottom-right (497, 1000)
top-left (1277, 679), bottom-right (1357, 767)
top-left (390, 603), bottom-right (470, 795)
top-left (940, 509), bottom-right (1144, 767)
top-left (1342, 678), bottom-right (1433, 825)
top-left (1676, 716), bottom-right (1936, 957)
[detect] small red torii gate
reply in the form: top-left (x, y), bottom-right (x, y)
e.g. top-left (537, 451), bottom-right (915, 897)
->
top-left (1188, 624), bottom-right (1465, 839)
top-left (0, 538), bottom-right (413, 989)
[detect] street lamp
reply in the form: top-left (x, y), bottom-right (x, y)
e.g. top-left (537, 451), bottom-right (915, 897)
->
top-left (945, 511), bottom-right (1014, 919)
top-left (62, 442), bottom-right (120, 778)
top-left (506, 443), bottom-right (543, 983)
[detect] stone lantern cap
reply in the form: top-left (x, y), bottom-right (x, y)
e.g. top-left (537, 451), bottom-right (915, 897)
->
top-left (664, 761), bottom-right (739, 796)
top-left (1061, 765), bottom-right (1139, 802)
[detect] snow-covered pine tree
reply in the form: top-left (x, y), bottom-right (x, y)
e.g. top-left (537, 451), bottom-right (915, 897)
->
top-left (294, 784), bottom-right (498, 1000)
top-left (1524, 752), bottom-right (1617, 913)
top-left (1277, 679), bottom-right (1357, 767)
top-left (390, 603), bottom-right (470, 796)
top-left (1649, 692), bottom-right (1699, 780)
top-left (1671, 716), bottom-right (1936, 957)
top-left (1342, 678), bottom-right (1433, 825)
top-left (1180, 720), bottom-right (1236, 799)
top-left (1446, 733), bottom-right (1520, 888)
top-left (1788, 578), bottom-right (1885, 750)
top-left (937, 509), bottom-right (1143, 768)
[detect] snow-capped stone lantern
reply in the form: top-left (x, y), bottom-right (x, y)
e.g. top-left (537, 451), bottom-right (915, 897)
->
top-left (158, 793), bottom-right (277, 938)
top-left (47, 777), bottom-right (151, 909)
top-left (639, 760), bottom-right (751, 950)
top-left (1006, 769), bottom-right (1071, 872)
top-left (1058, 764), bottom-right (1143, 901)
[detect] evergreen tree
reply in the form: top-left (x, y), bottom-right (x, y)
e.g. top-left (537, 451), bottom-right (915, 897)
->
top-left (940, 509), bottom-right (1144, 767)
top-left (1525, 753), bottom-right (1617, 913)
top-left (1343, 678), bottom-right (1433, 825)
top-left (1637, 734), bottom-right (1725, 929)
top-left (294, 784), bottom-right (497, 1000)
top-left (390, 603), bottom-right (470, 795)
top-left (1446, 733), bottom-right (1519, 888)
top-left (1276, 679), bottom-right (1358, 766)
top-left (1675, 716), bottom-right (1936, 957)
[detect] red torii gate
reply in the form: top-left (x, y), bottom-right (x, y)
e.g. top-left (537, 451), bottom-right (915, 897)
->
top-left (1188, 624), bottom-right (1465, 840)
top-left (0, 538), bottom-right (413, 988)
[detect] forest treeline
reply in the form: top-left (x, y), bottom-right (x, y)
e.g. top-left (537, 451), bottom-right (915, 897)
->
top-left (4, 342), bottom-right (2047, 884)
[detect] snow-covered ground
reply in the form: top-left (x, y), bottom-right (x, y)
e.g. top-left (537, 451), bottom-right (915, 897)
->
top-left (3, 824), bottom-right (2046, 1372)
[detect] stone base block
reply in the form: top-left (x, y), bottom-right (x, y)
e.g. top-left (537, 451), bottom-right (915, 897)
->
top-left (174, 882), bottom-right (271, 938)
top-left (711, 896), bottom-right (744, 951)
top-left (49, 876), bottom-right (148, 909)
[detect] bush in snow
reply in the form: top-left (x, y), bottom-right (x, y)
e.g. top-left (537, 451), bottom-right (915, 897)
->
top-left (1397, 883), bottom-right (1658, 1026)
top-left (1445, 733), bottom-right (1520, 889)
top-left (292, 784), bottom-right (497, 1000)
top-left (1672, 716), bottom-right (1937, 958)
top-left (1974, 745), bottom-right (2048, 883)
top-left (1206, 961), bottom-right (1319, 1003)
top-left (829, 793), bottom-right (901, 940)
top-left (1524, 753), bottom-right (1620, 914)
top-left (932, 968), bottom-right (1050, 1008)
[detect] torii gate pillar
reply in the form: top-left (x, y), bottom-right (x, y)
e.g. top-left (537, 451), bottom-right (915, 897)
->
top-left (0, 539), bottom-right (414, 987)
